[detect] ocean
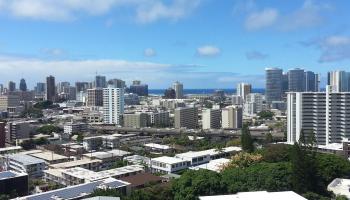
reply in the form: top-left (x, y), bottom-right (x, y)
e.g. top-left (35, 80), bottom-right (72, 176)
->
top-left (148, 88), bottom-right (265, 95)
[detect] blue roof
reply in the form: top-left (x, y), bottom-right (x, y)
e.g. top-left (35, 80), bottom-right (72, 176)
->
top-left (23, 178), bottom-right (128, 200)
top-left (0, 171), bottom-right (16, 180)
top-left (9, 154), bottom-right (45, 165)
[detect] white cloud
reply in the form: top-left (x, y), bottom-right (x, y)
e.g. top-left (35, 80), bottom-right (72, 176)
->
top-left (196, 45), bottom-right (221, 57)
top-left (144, 48), bottom-right (157, 57)
top-left (135, 0), bottom-right (201, 24)
top-left (279, 0), bottom-right (332, 31)
top-left (41, 48), bottom-right (67, 57)
top-left (302, 35), bottom-right (350, 63)
top-left (244, 8), bottom-right (279, 31)
top-left (239, 0), bottom-right (332, 31)
top-left (0, 0), bottom-right (202, 22)
top-left (246, 51), bottom-right (268, 60)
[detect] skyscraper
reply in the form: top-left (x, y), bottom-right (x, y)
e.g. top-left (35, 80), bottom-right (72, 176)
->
top-left (327, 70), bottom-right (350, 92)
top-left (103, 87), bottom-right (124, 125)
top-left (108, 79), bottom-right (125, 88)
top-left (236, 83), bottom-right (252, 100)
top-left (174, 107), bottom-right (198, 129)
top-left (173, 81), bottom-right (183, 99)
top-left (8, 81), bottom-right (16, 92)
top-left (35, 82), bottom-right (46, 94)
top-left (19, 78), bottom-right (27, 92)
top-left (304, 71), bottom-right (319, 92)
top-left (129, 80), bottom-right (148, 96)
top-left (75, 82), bottom-right (89, 93)
top-left (46, 75), bottom-right (56, 102)
top-left (265, 68), bottom-right (283, 103)
top-left (95, 75), bottom-right (106, 88)
top-left (87, 88), bottom-right (103, 107)
top-left (288, 68), bottom-right (305, 92)
top-left (287, 86), bottom-right (350, 145)
top-left (221, 106), bottom-right (243, 129)
top-left (282, 73), bottom-right (289, 94)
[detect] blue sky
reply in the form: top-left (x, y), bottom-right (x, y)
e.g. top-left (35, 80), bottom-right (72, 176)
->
top-left (0, 0), bottom-right (350, 89)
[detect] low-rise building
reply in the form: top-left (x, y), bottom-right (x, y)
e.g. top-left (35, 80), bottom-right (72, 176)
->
top-left (64, 122), bottom-right (88, 135)
top-left (6, 154), bottom-right (46, 177)
top-left (29, 151), bottom-right (72, 164)
top-left (328, 178), bottom-right (350, 199)
top-left (144, 143), bottom-right (173, 154)
top-left (0, 171), bottom-right (28, 197)
top-left (83, 149), bottom-right (131, 169)
top-left (83, 136), bottom-right (103, 151)
top-left (49, 158), bottom-right (102, 171)
top-left (19, 177), bottom-right (130, 200)
top-left (5, 121), bottom-right (33, 143)
top-left (150, 156), bottom-right (190, 174)
top-left (190, 158), bottom-right (230, 173)
top-left (123, 155), bottom-right (150, 166)
top-left (0, 146), bottom-right (22, 155)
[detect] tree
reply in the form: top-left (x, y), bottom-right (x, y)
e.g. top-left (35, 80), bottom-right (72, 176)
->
top-left (262, 144), bottom-right (291, 163)
top-left (111, 160), bottom-right (128, 169)
top-left (241, 125), bottom-right (254, 153)
top-left (20, 139), bottom-right (36, 150)
top-left (223, 152), bottom-right (263, 169)
top-left (36, 125), bottom-right (61, 134)
top-left (257, 111), bottom-right (274, 120)
top-left (172, 170), bottom-right (225, 200)
top-left (265, 132), bottom-right (273, 144)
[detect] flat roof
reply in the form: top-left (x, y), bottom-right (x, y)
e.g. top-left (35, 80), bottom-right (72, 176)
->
top-left (144, 143), bottom-right (172, 150)
top-left (0, 171), bottom-right (27, 180)
top-left (328, 178), bottom-right (350, 198)
top-left (0, 146), bottom-right (22, 153)
top-left (190, 158), bottom-right (230, 172)
top-left (152, 156), bottom-right (185, 164)
top-left (30, 151), bottom-right (69, 162)
top-left (19, 178), bottom-right (129, 200)
top-left (84, 150), bottom-right (131, 159)
top-left (9, 154), bottom-right (45, 165)
top-left (50, 158), bottom-right (102, 169)
top-left (176, 146), bottom-right (241, 159)
top-left (63, 165), bottom-right (144, 182)
top-left (199, 191), bottom-right (307, 200)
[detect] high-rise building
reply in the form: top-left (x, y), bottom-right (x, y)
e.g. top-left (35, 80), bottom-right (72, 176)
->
top-left (236, 83), bottom-right (252, 100)
top-left (0, 84), bottom-right (3, 95)
top-left (265, 68), bottom-right (283, 103)
top-left (282, 73), bottom-right (289, 94)
top-left (75, 82), bottom-right (89, 93)
top-left (304, 71), bottom-right (319, 92)
top-left (8, 81), bottom-right (16, 92)
top-left (0, 122), bottom-right (5, 148)
top-left (243, 93), bottom-right (264, 116)
top-left (327, 70), bottom-right (350, 92)
top-left (129, 80), bottom-right (148, 96)
top-left (163, 88), bottom-right (176, 99)
top-left (288, 68), bottom-right (305, 92)
top-left (108, 79), bottom-right (125, 88)
top-left (202, 109), bottom-right (221, 130)
top-left (103, 87), bottom-right (124, 125)
top-left (57, 82), bottom-right (70, 94)
top-left (19, 78), bottom-right (27, 92)
top-left (287, 86), bottom-right (350, 145)
top-left (221, 106), bottom-right (242, 129)
top-left (123, 113), bottom-right (149, 128)
top-left (95, 75), bottom-right (106, 88)
top-left (46, 75), bottom-right (56, 102)
top-left (231, 95), bottom-right (243, 105)
top-left (174, 107), bottom-right (198, 129)
top-left (0, 95), bottom-right (20, 112)
top-left (87, 88), bottom-right (103, 107)
top-left (35, 82), bottom-right (46, 94)
top-left (173, 81), bottom-right (184, 99)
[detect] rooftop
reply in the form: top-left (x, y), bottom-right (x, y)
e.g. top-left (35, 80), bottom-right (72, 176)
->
top-left (50, 158), bottom-right (102, 169)
top-left (190, 158), bottom-right (230, 172)
top-left (176, 146), bottom-right (241, 159)
top-left (30, 151), bottom-right (69, 162)
top-left (9, 154), bottom-right (45, 165)
top-left (328, 178), bottom-right (350, 198)
top-left (152, 156), bottom-right (185, 164)
top-left (0, 171), bottom-right (27, 180)
top-left (0, 146), bottom-right (22, 153)
top-left (199, 191), bottom-right (307, 200)
top-left (144, 143), bottom-right (172, 150)
top-left (84, 150), bottom-right (131, 159)
top-left (119, 173), bottom-right (163, 188)
top-left (19, 178), bottom-right (129, 200)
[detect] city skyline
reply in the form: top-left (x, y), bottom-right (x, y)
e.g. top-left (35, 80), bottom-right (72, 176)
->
top-left (0, 0), bottom-right (350, 88)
